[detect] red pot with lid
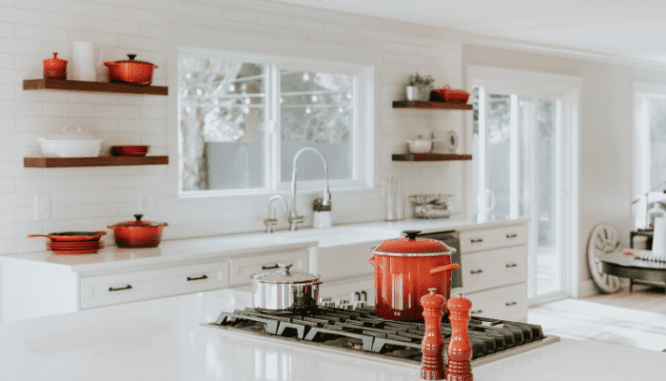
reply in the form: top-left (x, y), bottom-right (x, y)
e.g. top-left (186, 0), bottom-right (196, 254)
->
top-left (107, 214), bottom-right (168, 248)
top-left (43, 52), bottom-right (67, 80)
top-left (104, 54), bottom-right (157, 85)
top-left (369, 230), bottom-right (459, 321)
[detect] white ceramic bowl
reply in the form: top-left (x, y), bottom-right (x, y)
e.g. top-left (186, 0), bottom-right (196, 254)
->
top-left (407, 139), bottom-right (432, 154)
top-left (36, 137), bottom-right (103, 157)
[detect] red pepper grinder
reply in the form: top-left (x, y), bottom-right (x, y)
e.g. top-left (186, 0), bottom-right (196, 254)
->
top-left (420, 288), bottom-right (446, 380)
top-left (446, 293), bottom-right (473, 381)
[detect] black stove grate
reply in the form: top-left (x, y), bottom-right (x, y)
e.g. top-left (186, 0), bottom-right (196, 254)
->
top-left (210, 306), bottom-right (547, 365)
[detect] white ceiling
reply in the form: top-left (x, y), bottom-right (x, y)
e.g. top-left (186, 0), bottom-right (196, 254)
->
top-left (271, 0), bottom-right (666, 65)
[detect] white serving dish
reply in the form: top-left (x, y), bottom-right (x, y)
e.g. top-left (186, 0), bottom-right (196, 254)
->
top-left (406, 137), bottom-right (432, 153)
top-left (36, 124), bottom-right (103, 158)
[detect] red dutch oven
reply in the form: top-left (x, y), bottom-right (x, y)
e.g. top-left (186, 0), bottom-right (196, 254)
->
top-left (369, 230), bottom-right (459, 321)
top-left (104, 54), bottom-right (157, 85)
top-left (43, 52), bottom-right (67, 80)
top-left (107, 214), bottom-right (168, 248)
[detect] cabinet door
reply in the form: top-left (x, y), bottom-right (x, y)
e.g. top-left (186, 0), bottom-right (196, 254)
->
top-left (80, 261), bottom-right (229, 309)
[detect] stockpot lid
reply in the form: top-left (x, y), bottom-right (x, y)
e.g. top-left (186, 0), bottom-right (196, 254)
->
top-left (109, 214), bottom-right (166, 227)
top-left (251, 263), bottom-right (321, 284)
top-left (373, 230), bottom-right (454, 257)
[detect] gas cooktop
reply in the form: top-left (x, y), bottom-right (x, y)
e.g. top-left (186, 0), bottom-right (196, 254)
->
top-left (201, 306), bottom-right (559, 367)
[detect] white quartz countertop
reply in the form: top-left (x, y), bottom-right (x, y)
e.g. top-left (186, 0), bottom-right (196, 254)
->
top-left (0, 216), bottom-right (528, 273)
top-left (0, 287), bottom-right (663, 381)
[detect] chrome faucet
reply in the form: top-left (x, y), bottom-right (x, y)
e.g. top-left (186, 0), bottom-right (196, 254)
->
top-left (264, 195), bottom-right (289, 233)
top-left (289, 147), bottom-right (331, 231)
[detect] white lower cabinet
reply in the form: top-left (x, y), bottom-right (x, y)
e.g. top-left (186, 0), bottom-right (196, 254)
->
top-left (80, 261), bottom-right (229, 309)
top-left (319, 275), bottom-right (374, 305)
top-left (466, 283), bottom-right (527, 322)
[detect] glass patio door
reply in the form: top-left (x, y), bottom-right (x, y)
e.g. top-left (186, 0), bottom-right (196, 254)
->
top-left (473, 85), bottom-right (565, 303)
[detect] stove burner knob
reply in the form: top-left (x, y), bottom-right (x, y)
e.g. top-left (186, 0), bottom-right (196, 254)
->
top-left (335, 299), bottom-right (350, 308)
top-left (320, 300), bottom-right (336, 308)
top-left (319, 297), bottom-right (332, 304)
top-left (339, 303), bottom-right (354, 310)
top-left (353, 301), bottom-right (367, 310)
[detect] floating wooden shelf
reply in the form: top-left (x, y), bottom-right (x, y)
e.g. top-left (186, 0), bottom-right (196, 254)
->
top-left (392, 153), bottom-right (472, 162)
top-left (392, 101), bottom-right (472, 110)
top-left (24, 156), bottom-right (169, 168)
top-left (23, 79), bottom-right (168, 96)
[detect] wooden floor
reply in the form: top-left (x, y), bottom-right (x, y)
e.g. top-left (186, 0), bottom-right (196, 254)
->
top-left (528, 284), bottom-right (666, 352)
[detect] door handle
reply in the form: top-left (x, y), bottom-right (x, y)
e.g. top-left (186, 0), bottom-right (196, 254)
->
top-left (470, 238), bottom-right (483, 243)
top-left (470, 309), bottom-right (483, 314)
top-left (506, 233), bottom-right (518, 238)
top-left (505, 263), bottom-right (518, 268)
top-left (261, 264), bottom-right (279, 270)
top-left (109, 285), bottom-right (132, 292)
top-left (187, 275), bottom-right (208, 281)
top-left (505, 301), bottom-right (517, 306)
top-left (470, 269), bottom-right (483, 274)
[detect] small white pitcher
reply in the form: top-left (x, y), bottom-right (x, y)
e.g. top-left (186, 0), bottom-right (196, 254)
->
top-left (71, 41), bottom-right (103, 81)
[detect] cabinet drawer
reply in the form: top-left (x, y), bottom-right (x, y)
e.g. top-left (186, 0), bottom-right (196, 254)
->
top-left (228, 250), bottom-right (308, 286)
top-left (466, 283), bottom-right (527, 321)
top-left (460, 224), bottom-right (527, 253)
top-left (462, 245), bottom-right (527, 293)
top-left (80, 261), bottom-right (229, 309)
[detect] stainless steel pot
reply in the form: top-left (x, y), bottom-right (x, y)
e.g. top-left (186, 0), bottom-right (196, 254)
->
top-left (250, 263), bottom-right (321, 312)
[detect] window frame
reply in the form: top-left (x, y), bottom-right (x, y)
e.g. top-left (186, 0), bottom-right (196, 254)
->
top-left (631, 82), bottom-right (666, 228)
top-left (166, 27), bottom-right (378, 199)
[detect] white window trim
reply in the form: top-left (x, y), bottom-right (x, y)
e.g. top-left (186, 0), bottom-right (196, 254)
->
top-left (165, 25), bottom-right (380, 199)
top-left (466, 65), bottom-right (582, 300)
top-left (631, 81), bottom-right (666, 228)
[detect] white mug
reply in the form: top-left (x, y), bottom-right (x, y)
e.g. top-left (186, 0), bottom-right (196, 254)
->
top-left (71, 41), bottom-right (103, 81)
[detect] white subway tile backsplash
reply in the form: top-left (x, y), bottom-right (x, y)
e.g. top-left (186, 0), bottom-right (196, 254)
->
top-left (0, 22), bottom-right (14, 38)
top-left (117, 6), bottom-right (161, 24)
top-left (16, 24), bottom-right (68, 42)
top-left (94, 17), bottom-right (141, 36)
top-left (69, 202), bottom-right (118, 219)
top-left (93, 104), bottom-right (140, 119)
top-left (43, 102), bottom-right (91, 117)
top-left (43, 11), bottom-right (94, 30)
top-left (69, 175), bottom-right (118, 190)
top-left (0, 6), bottom-right (42, 25)
top-left (67, 1), bottom-right (117, 19)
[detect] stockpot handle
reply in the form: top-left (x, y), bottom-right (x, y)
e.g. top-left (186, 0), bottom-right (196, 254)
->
top-left (429, 263), bottom-right (460, 275)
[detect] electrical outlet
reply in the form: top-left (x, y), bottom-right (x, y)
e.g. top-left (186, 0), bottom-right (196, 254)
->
top-left (34, 195), bottom-right (50, 220)
top-left (138, 191), bottom-right (157, 212)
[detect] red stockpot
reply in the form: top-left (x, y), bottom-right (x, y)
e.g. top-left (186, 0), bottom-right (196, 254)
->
top-left (104, 54), bottom-right (157, 85)
top-left (369, 230), bottom-right (459, 321)
top-left (107, 214), bottom-right (168, 248)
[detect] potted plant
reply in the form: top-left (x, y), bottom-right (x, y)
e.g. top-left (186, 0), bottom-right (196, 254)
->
top-left (405, 72), bottom-right (435, 101)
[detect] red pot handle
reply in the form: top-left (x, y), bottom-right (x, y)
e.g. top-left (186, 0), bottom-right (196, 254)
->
top-left (28, 234), bottom-right (49, 238)
top-left (313, 281), bottom-right (323, 286)
top-left (430, 263), bottom-right (460, 275)
top-left (368, 256), bottom-right (375, 266)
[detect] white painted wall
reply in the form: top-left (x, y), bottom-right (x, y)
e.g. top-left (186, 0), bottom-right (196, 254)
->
top-left (462, 45), bottom-right (666, 293)
top-left (0, 0), bottom-right (466, 254)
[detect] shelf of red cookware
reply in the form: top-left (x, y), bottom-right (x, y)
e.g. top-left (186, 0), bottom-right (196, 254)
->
top-left (392, 100), bottom-right (472, 110)
top-left (24, 156), bottom-right (169, 168)
top-left (392, 153), bottom-right (472, 161)
top-left (23, 78), bottom-right (168, 96)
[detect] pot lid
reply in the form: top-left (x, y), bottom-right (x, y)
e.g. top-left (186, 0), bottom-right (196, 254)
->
top-left (43, 52), bottom-right (67, 64)
top-left (112, 54), bottom-right (155, 66)
top-left (251, 263), bottom-right (320, 284)
top-left (41, 124), bottom-right (99, 140)
top-left (110, 214), bottom-right (166, 227)
top-left (373, 230), bottom-right (453, 256)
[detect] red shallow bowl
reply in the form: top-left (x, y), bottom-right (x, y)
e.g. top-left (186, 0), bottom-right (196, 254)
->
top-left (112, 145), bottom-right (149, 157)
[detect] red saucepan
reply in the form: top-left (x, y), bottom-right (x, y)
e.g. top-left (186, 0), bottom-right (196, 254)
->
top-left (28, 231), bottom-right (106, 242)
top-left (369, 230), bottom-right (459, 321)
top-left (107, 214), bottom-right (168, 248)
top-left (104, 54), bottom-right (157, 85)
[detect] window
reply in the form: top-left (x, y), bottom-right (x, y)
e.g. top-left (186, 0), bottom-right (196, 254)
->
top-left (177, 48), bottom-right (369, 195)
top-left (632, 83), bottom-right (666, 228)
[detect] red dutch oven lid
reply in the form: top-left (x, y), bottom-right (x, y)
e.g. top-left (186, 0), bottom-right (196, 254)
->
top-left (106, 54), bottom-right (157, 67)
top-left (373, 230), bottom-right (454, 256)
top-left (110, 214), bottom-right (166, 227)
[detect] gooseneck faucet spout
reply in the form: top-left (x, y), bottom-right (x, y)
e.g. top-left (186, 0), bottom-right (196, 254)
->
top-left (289, 147), bottom-right (331, 231)
top-left (264, 195), bottom-right (289, 233)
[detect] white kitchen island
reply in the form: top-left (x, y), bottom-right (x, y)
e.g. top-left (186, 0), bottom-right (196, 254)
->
top-left (0, 287), bottom-right (664, 381)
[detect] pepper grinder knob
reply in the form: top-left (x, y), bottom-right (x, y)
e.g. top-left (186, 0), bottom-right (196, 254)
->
top-left (420, 288), bottom-right (446, 380)
top-left (446, 293), bottom-right (473, 381)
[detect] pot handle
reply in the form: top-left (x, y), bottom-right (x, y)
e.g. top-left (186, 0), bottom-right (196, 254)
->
top-left (313, 281), bottom-right (323, 286)
top-left (429, 263), bottom-right (460, 275)
top-left (28, 234), bottom-right (49, 238)
top-left (368, 256), bottom-right (375, 266)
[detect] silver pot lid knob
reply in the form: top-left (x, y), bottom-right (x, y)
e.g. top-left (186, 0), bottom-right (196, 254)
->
top-left (278, 263), bottom-right (293, 274)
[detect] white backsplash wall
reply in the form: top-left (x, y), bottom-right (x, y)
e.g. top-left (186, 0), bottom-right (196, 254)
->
top-left (0, 0), bottom-right (464, 254)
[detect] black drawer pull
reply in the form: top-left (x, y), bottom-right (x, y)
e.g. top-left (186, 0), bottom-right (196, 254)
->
top-left (187, 275), bottom-right (208, 281)
top-left (470, 238), bottom-right (483, 243)
top-left (262, 264), bottom-right (279, 270)
top-left (506, 233), bottom-right (518, 238)
top-left (506, 263), bottom-right (518, 268)
top-left (506, 301), bottom-right (517, 306)
top-left (109, 285), bottom-right (132, 292)
top-left (470, 309), bottom-right (483, 314)
top-left (470, 269), bottom-right (483, 274)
